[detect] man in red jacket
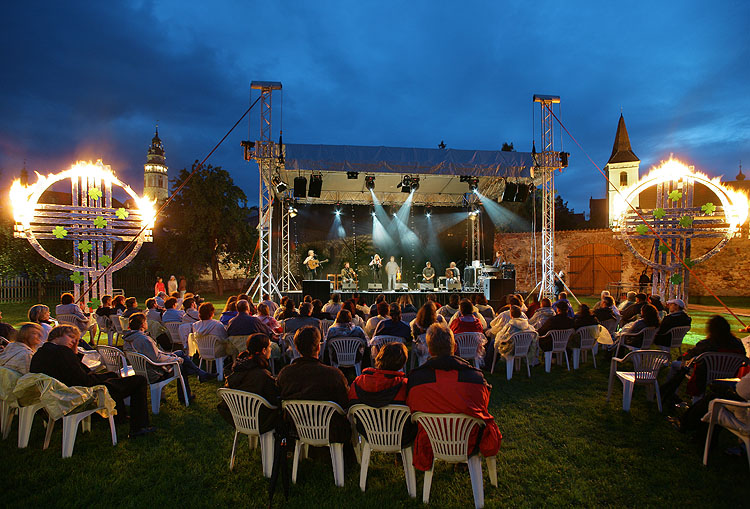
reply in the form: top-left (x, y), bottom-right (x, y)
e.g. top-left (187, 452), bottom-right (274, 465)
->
top-left (406, 323), bottom-right (501, 471)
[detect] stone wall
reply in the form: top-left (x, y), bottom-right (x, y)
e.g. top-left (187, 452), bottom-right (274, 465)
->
top-left (495, 228), bottom-right (750, 297)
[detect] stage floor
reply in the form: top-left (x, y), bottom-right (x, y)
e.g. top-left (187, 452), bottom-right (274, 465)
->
top-left (282, 289), bottom-right (485, 307)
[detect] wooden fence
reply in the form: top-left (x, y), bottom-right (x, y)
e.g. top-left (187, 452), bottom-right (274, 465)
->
top-left (0, 277), bottom-right (72, 303)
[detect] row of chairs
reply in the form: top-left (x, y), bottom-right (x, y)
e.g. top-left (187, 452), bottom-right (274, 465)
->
top-left (219, 389), bottom-right (497, 508)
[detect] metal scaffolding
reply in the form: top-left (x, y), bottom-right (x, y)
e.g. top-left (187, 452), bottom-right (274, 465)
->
top-left (279, 190), bottom-right (298, 292)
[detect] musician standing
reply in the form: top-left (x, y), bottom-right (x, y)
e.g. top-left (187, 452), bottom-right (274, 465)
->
top-left (369, 253), bottom-right (382, 283)
top-left (303, 249), bottom-right (319, 280)
top-left (492, 250), bottom-right (504, 268)
top-left (340, 262), bottom-right (357, 284)
top-left (422, 261), bottom-right (435, 288)
top-left (446, 261), bottom-right (460, 284)
top-left (385, 256), bottom-right (400, 291)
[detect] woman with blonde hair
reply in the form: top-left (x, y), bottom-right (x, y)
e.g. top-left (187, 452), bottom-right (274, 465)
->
top-left (28, 304), bottom-right (54, 340)
top-left (0, 323), bottom-right (44, 374)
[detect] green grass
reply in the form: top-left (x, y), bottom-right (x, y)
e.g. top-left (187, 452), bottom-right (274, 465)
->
top-left (1, 354), bottom-right (748, 507)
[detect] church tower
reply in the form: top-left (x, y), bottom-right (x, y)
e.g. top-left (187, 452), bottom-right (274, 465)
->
top-left (605, 114), bottom-right (640, 226)
top-left (144, 126), bottom-right (168, 204)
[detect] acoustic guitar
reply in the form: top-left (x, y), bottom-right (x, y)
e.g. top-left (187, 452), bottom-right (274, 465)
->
top-left (306, 258), bottom-right (329, 270)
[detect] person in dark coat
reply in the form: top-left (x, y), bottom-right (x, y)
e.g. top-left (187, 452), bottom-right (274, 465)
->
top-left (568, 304), bottom-right (599, 348)
top-left (217, 333), bottom-right (280, 433)
top-left (226, 300), bottom-right (274, 337)
top-left (620, 293), bottom-right (648, 324)
top-left (30, 325), bottom-right (153, 438)
top-left (537, 301), bottom-right (576, 352)
top-left (373, 303), bottom-right (412, 344)
top-left (654, 298), bottom-right (692, 347)
top-left (593, 296), bottom-right (617, 323)
top-left (276, 326), bottom-right (350, 443)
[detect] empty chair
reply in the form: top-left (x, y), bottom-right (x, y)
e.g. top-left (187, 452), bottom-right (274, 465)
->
top-left (218, 388), bottom-right (278, 477)
top-left (490, 331), bottom-right (537, 380)
top-left (657, 326), bottom-right (691, 355)
top-left (111, 314), bottom-right (125, 342)
top-left (282, 400), bottom-right (347, 487)
top-left (702, 398), bottom-right (750, 474)
top-left (615, 326), bottom-right (657, 357)
top-left (94, 314), bottom-right (117, 346)
top-left (96, 346), bottom-right (134, 377)
top-left (540, 329), bottom-right (573, 372)
top-left (193, 334), bottom-right (226, 381)
top-left (328, 337), bottom-right (363, 376)
top-left (348, 404), bottom-right (416, 497)
top-left (454, 332), bottom-right (485, 369)
top-left (319, 319), bottom-right (333, 339)
top-left (572, 326), bottom-right (597, 370)
top-left (607, 350), bottom-right (670, 412)
top-left (164, 322), bottom-right (185, 350)
top-left (125, 351), bottom-right (189, 414)
top-left (411, 412), bottom-right (497, 509)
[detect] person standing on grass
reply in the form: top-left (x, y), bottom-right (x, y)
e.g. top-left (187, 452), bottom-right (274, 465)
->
top-left (154, 277), bottom-right (166, 296)
top-left (178, 276), bottom-right (187, 298)
top-left (167, 275), bottom-right (178, 295)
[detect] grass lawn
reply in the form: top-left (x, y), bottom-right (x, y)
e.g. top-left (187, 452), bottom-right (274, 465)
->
top-left (1, 295), bottom-right (748, 507)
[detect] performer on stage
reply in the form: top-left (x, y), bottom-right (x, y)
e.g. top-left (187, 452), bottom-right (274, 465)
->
top-left (385, 256), bottom-right (400, 291)
top-left (445, 261), bottom-right (460, 284)
top-left (369, 253), bottom-right (382, 283)
top-left (340, 262), bottom-right (357, 284)
top-left (492, 250), bottom-right (504, 267)
top-left (303, 250), bottom-right (320, 280)
top-left (422, 261), bottom-right (435, 287)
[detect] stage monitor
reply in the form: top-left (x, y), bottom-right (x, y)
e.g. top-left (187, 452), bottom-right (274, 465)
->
top-left (368, 283), bottom-right (383, 291)
top-left (341, 282), bottom-right (357, 291)
top-left (294, 176), bottom-right (307, 198)
top-left (395, 283), bottom-right (409, 291)
top-left (302, 279), bottom-right (331, 303)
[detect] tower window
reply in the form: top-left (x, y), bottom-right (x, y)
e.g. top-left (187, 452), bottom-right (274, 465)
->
top-left (620, 171), bottom-right (628, 187)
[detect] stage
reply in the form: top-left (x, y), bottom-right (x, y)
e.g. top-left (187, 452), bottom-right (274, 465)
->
top-left (281, 289), bottom-right (505, 309)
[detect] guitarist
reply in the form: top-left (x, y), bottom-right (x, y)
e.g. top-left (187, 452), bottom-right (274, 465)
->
top-left (303, 249), bottom-right (327, 280)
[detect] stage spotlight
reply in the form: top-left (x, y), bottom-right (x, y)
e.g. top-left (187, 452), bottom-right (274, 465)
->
top-left (410, 176), bottom-right (419, 192)
top-left (459, 175), bottom-right (479, 191)
top-left (347, 171), bottom-right (359, 179)
top-left (308, 174), bottom-right (323, 198)
top-left (425, 205), bottom-right (432, 218)
top-left (272, 176), bottom-right (287, 193)
top-left (334, 201), bottom-right (342, 215)
top-left (468, 203), bottom-right (480, 220)
top-left (288, 205), bottom-right (298, 218)
top-left (365, 175), bottom-right (376, 190)
top-left (398, 175), bottom-right (411, 193)
top-left (370, 205), bottom-right (376, 217)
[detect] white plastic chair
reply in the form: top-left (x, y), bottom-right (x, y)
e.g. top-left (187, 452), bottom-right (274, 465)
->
top-left (600, 318), bottom-right (618, 336)
top-left (541, 329), bottom-right (573, 372)
top-left (607, 350), bottom-right (670, 412)
top-left (0, 367), bottom-right (21, 440)
top-left (702, 398), bottom-right (750, 474)
top-left (282, 332), bottom-right (300, 361)
top-left (96, 346), bottom-right (134, 377)
top-left (572, 327), bottom-right (597, 370)
top-left (118, 315), bottom-right (130, 333)
top-left (36, 378), bottom-right (117, 458)
top-left (491, 331), bottom-right (537, 379)
top-left (94, 314), bottom-right (117, 346)
top-left (125, 351), bottom-right (189, 414)
top-left (111, 314), bottom-right (125, 340)
top-left (16, 386), bottom-right (46, 448)
top-left (455, 332), bottom-right (485, 368)
top-left (657, 326), bottom-right (691, 355)
top-left (348, 404), bottom-right (416, 496)
top-left (282, 400), bottom-right (347, 487)
top-left (319, 319), bottom-right (333, 338)
top-left (164, 322), bottom-right (185, 349)
top-left (691, 352), bottom-right (747, 388)
top-left (193, 334), bottom-right (226, 381)
top-left (370, 335), bottom-right (404, 357)
top-left (401, 312), bottom-right (417, 324)
top-left (411, 412), bottom-right (497, 509)
top-left (328, 337), bottom-right (363, 376)
top-left (218, 388), bottom-right (278, 477)
top-left (615, 326), bottom-right (657, 357)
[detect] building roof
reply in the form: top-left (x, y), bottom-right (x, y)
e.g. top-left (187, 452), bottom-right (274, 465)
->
top-left (607, 114), bottom-right (639, 165)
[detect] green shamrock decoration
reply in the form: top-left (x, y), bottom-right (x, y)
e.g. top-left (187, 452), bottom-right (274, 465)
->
top-left (658, 244), bottom-right (669, 254)
top-left (635, 224), bottom-right (649, 235)
top-left (653, 208), bottom-right (666, 219)
top-left (678, 215), bottom-right (694, 228)
top-left (668, 190), bottom-right (683, 202)
top-left (88, 188), bottom-right (102, 201)
top-left (79, 240), bottom-right (93, 253)
top-left (115, 207), bottom-right (129, 219)
top-left (93, 216), bottom-right (107, 228)
top-left (669, 274), bottom-right (683, 285)
top-left (87, 298), bottom-right (101, 309)
top-left (701, 202), bottom-right (716, 215)
top-left (683, 257), bottom-right (695, 269)
top-left (52, 225), bottom-right (68, 238)
top-left (70, 272), bottom-right (85, 284)
top-left (99, 255), bottom-right (113, 267)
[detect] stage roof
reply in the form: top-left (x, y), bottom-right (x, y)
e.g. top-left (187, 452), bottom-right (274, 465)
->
top-left (279, 143), bottom-right (540, 206)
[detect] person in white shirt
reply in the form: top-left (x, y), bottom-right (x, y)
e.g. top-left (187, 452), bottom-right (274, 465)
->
top-left (322, 294), bottom-right (343, 316)
top-left (167, 275), bottom-right (178, 295)
top-left (365, 301), bottom-right (390, 338)
top-left (260, 293), bottom-right (278, 315)
top-left (528, 298), bottom-right (555, 330)
top-left (385, 256), bottom-right (400, 291)
top-left (161, 297), bottom-right (185, 323)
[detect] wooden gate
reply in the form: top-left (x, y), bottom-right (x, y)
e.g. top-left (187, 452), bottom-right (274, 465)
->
top-left (567, 243), bottom-right (622, 295)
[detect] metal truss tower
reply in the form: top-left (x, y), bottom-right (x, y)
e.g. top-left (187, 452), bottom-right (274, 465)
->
top-left (244, 81), bottom-right (282, 299)
top-left (533, 95), bottom-right (564, 299)
top-left (279, 190), bottom-right (298, 292)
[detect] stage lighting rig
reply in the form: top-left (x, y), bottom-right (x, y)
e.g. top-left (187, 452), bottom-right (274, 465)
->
top-left (468, 203), bottom-right (480, 220)
top-left (334, 201), bottom-right (342, 215)
top-left (272, 175), bottom-right (287, 193)
top-left (459, 175), bottom-right (479, 191)
top-left (365, 175), bottom-right (376, 190)
top-left (370, 205), bottom-right (376, 217)
top-left (398, 175), bottom-right (419, 193)
top-left (347, 171), bottom-right (359, 179)
top-left (284, 197), bottom-right (298, 218)
top-left (425, 205), bottom-right (432, 218)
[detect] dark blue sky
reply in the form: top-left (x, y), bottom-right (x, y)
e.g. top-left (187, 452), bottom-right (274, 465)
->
top-left (2, 1), bottom-right (748, 214)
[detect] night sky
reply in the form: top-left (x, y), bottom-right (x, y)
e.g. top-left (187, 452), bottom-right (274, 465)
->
top-left (2, 1), bottom-right (748, 215)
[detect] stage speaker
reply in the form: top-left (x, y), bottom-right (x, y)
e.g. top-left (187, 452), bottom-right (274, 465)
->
top-left (484, 278), bottom-right (515, 301)
top-left (341, 282), bottom-right (357, 291)
top-left (515, 184), bottom-right (530, 202)
top-left (308, 175), bottom-right (323, 198)
top-left (446, 282), bottom-right (462, 291)
top-left (368, 283), bottom-right (383, 291)
top-left (293, 177), bottom-right (307, 198)
top-left (502, 182), bottom-right (518, 202)
top-left (302, 279), bottom-right (331, 303)
top-left (395, 283), bottom-right (409, 291)
top-left (419, 283), bottom-right (433, 291)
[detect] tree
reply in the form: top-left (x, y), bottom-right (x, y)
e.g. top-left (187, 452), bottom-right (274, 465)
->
top-left (156, 162), bottom-right (257, 295)
top-left (501, 142), bottom-right (515, 152)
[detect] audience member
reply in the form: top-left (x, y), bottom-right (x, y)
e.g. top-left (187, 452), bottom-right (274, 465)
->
top-left (155, 291), bottom-right (167, 308)
top-left (654, 298), bottom-right (692, 348)
top-left (145, 298), bottom-right (163, 323)
top-left (369, 294), bottom-right (386, 317)
top-left (617, 303), bottom-right (659, 349)
top-left (648, 295), bottom-right (666, 319)
top-left (552, 292), bottom-right (575, 319)
top-left (450, 299), bottom-right (485, 334)
top-left (475, 294), bottom-right (496, 322)
top-left (342, 300), bottom-right (366, 329)
top-left (278, 298), bottom-right (299, 320)
top-left (406, 323), bottom-right (501, 471)
top-left (593, 296), bottom-right (617, 323)
top-left (219, 296), bottom-right (238, 326)
top-left (161, 297), bottom-right (184, 323)
top-left (490, 295), bottom-right (526, 334)
top-left (618, 291), bottom-right (637, 312)
top-left (525, 294), bottom-right (540, 318)
top-left (122, 297), bottom-right (141, 318)
top-left (528, 297), bottom-right (555, 330)
top-left (227, 300), bottom-right (274, 337)
top-left (282, 302), bottom-right (320, 337)
top-left (373, 303), bottom-right (411, 344)
top-left (322, 294), bottom-right (343, 317)
top-left (311, 299), bottom-right (334, 320)
top-left (192, 302), bottom-right (228, 340)
top-left (181, 297), bottom-right (200, 323)
top-left (365, 300), bottom-right (390, 338)
top-left (426, 293), bottom-right (442, 310)
top-left (537, 301), bottom-right (576, 353)
top-left (256, 303), bottom-right (282, 334)
top-left (437, 294), bottom-right (460, 321)
top-left (112, 295), bottom-right (126, 314)
top-left (27, 304), bottom-right (53, 340)
top-left (492, 306), bottom-right (537, 365)
top-left (95, 296), bottom-right (117, 317)
top-left (0, 323), bottom-right (43, 374)
top-left (55, 292), bottom-right (93, 333)
top-left (399, 294), bottom-right (418, 315)
top-left (326, 309), bottom-right (368, 365)
top-left (154, 276), bottom-right (166, 296)
top-left (260, 293), bottom-right (278, 315)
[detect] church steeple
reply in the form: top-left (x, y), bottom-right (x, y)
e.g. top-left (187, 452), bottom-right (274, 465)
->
top-left (737, 161), bottom-right (745, 181)
top-left (605, 114), bottom-right (641, 226)
top-left (144, 125), bottom-right (168, 204)
top-left (607, 114), bottom-right (639, 165)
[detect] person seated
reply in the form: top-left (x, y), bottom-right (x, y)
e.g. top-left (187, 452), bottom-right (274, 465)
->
top-left (161, 297), bottom-right (184, 323)
top-left (528, 298), bottom-right (555, 330)
top-left (369, 294), bottom-right (386, 317)
top-left (426, 294), bottom-right (442, 310)
top-left (594, 291), bottom-right (621, 320)
top-left (325, 309), bottom-right (368, 365)
top-left (406, 323), bottom-right (501, 472)
top-left (445, 262), bottom-right (461, 283)
top-left (448, 299), bottom-right (487, 330)
top-left (155, 291), bottom-right (168, 308)
top-left (217, 333), bottom-right (280, 431)
top-left (170, 291), bottom-right (183, 310)
top-left (437, 294), bottom-right (460, 321)
top-left (277, 298), bottom-right (299, 320)
top-left (122, 297), bottom-right (141, 318)
top-left (365, 300), bottom-right (390, 338)
top-left (450, 299), bottom-right (485, 334)
top-left (525, 294), bottom-right (540, 318)
top-left (615, 303), bottom-right (659, 349)
top-left (474, 294), bottom-right (496, 322)
top-left (620, 293), bottom-right (647, 324)
top-left (661, 315), bottom-right (746, 404)
top-left (219, 296), bottom-right (238, 326)
top-left (95, 295), bottom-right (117, 317)
top-left (410, 302), bottom-right (446, 364)
top-left (282, 302), bottom-right (320, 337)
top-left (181, 297), bottom-right (200, 323)
top-left (322, 294), bottom-right (343, 317)
top-left (348, 342), bottom-right (417, 446)
top-left (654, 298), bottom-right (692, 348)
top-left (311, 299), bottom-right (334, 321)
top-left (593, 296), bottom-right (618, 323)
top-left (0, 323), bottom-right (43, 374)
top-left (552, 292), bottom-right (575, 319)
top-left (27, 304), bottom-right (54, 341)
top-left (276, 326), bottom-right (350, 443)
top-left (567, 304), bottom-right (601, 349)
top-left (192, 301), bottom-right (229, 339)
top-left (492, 305), bottom-right (537, 365)
top-left (55, 292), bottom-right (95, 336)
top-left (260, 293), bottom-right (278, 315)
top-left (490, 295), bottom-right (527, 335)
top-left (649, 295), bottom-right (666, 320)
top-left (355, 296), bottom-right (370, 319)
top-left (145, 298), bottom-right (163, 323)
top-left (372, 303), bottom-right (412, 347)
top-left (618, 291), bottom-right (637, 311)
top-left (256, 303), bottom-right (282, 335)
top-left (399, 295), bottom-right (418, 315)
top-left (342, 300), bottom-right (366, 329)
top-left (537, 301), bottom-right (576, 353)
top-left (227, 300), bottom-right (274, 337)
top-left (514, 294), bottom-right (528, 313)
top-left (30, 325), bottom-right (154, 438)
top-left (112, 295), bottom-right (127, 314)
top-left (123, 313), bottom-right (213, 400)
top-left (0, 318), bottom-right (14, 350)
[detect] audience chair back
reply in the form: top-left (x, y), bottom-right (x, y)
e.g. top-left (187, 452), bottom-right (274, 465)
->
top-left (491, 331), bottom-right (536, 379)
top-left (125, 351), bottom-right (189, 414)
top-left (542, 328), bottom-right (573, 372)
top-left (693, 352), bottom-right (748, 387)
top-left (410, 333), bottom-right (428, 370)
top-left (370, 335), bottom-right (404, 357)
top-left (193, 334), bottom-right (226, 381)
top-left (319, 319), bottom-right (333, 338)
top-left (94, 314), bottom-right (114, 346)
top-left (0, 367), bottom-right (22, 440)
top-left (702, 398), bottom-right (750, 474)
top-left (56, 314), bottom-right (80, 328)
top-left (118, 315), bottom-right (129, 333)
top-left (454, 332), bottom-right (485, 368)
top-left (666, 326), bottom-right (691, 354)
top-left (282, 332), bottom-right (300, 361)
top-left (607, 350), bottom-right (670, 412)
top-left (572, 327), bottom-right (597, 370)
top-left (328, 337), bottom-right (363, 376)
top-left (401, 312), bottom-right (417, 324)
top-left (96, 346), bottom-right (132, 377)
top-left (600, 318), bottom-right (618, 336)
top-left (164, 322), bottom-right (184, 349)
